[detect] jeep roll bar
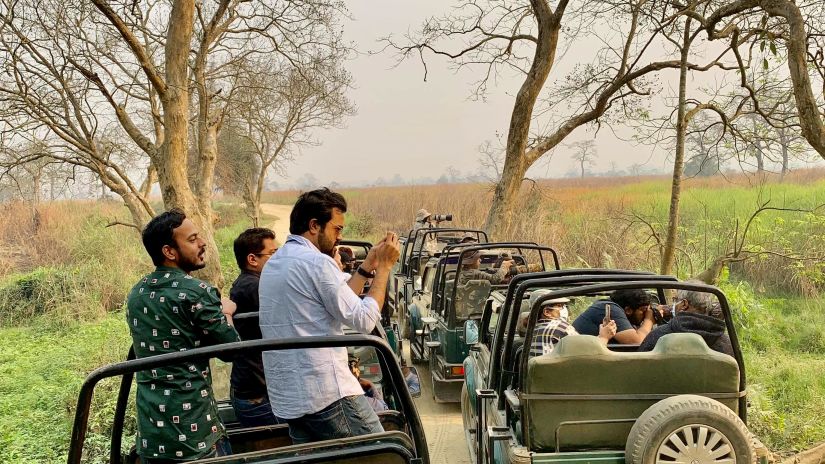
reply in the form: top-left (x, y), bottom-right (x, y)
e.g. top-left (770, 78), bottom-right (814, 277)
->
top-left (514, 280), bottom-right (747, 423)
top-left (400, 228), bottom-right (488, 276)
top-left (433, 243), bottom-right (561, 324)
top-left (68, 335), bottom-right (428, 464)
top-left (490, 270), bottom-right (674, 408)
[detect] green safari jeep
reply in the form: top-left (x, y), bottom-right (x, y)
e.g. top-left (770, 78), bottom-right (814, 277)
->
top-left (412, 243), bottom-right (560, 403)
top-left (461, 275), bottom-right (769, 464)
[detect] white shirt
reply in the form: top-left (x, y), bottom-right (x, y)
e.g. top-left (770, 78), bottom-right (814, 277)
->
top-left (258, 234), bottom-right (381, 419)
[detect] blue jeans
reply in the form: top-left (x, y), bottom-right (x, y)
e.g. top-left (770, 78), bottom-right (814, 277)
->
top-left (287, 395), bottom-right (384, 444)
top-left (231, 391), bottom-right (284, 428)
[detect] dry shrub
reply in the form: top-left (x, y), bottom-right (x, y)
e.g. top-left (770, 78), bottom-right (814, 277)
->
top-left (0, 200), bottom-right (149, 326)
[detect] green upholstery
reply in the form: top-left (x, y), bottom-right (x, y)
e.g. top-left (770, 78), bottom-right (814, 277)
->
top-left (454, 279), bottom-right (491, 320)
top-left (524, 333), bottom-right (740, 452)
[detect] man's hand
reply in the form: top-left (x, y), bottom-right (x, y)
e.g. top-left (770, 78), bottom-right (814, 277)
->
top-left (367, 232), bottom-right (400, 270)
top-left (501, 259), bottom-right (515, 270)
top-left (220, 298), bottom-right (237, 317)
top-left (598, 320), bottom-right (617, 342)
top-left (643, 305), bottom-right (656, 323)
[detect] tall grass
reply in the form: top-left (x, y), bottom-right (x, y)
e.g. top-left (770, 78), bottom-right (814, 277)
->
top-left (263, 169), bottom-right (825, 295)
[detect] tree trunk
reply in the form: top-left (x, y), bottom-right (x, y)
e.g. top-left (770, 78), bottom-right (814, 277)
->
top-left (753, 118), bottom-right (765, 173)
top-left (156, 0), bottom-right (224, 287)
top-left (484, 0), bottom-right (560, 238)
top-left (779, 127), bottom-right (790, 177)
top-left (661, 18), bottom-right (692, 276)
top-left (580, 159), bottom-right (585, 178)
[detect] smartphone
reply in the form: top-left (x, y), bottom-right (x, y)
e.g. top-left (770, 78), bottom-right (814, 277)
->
top-left (604, 303), bottom-right (612, 324)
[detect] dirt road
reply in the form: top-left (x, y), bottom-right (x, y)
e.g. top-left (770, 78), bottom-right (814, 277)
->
top-left (260, 203), bottom-right (292, 244)
top-left (260, 202), bottom-right (470, 463)
top-left (412, 357), bottom-right (472, 464)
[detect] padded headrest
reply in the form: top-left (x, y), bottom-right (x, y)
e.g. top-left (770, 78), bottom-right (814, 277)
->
top-left (551, 334), bottom-right (611, 357)
top-left (652, 333), bottom-right (716, 355)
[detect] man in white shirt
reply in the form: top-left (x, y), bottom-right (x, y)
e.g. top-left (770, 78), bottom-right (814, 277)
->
top-left (259, 188), bottom-right (400, 444)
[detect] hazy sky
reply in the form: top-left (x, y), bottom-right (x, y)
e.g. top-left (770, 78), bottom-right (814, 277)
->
top-left (280, 1), bottom-right (820, 187)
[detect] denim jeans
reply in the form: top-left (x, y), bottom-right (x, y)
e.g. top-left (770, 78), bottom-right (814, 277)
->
top-left (287, 395), bottom-right (384, 444)
top-left (141, 437), bottom-right (231, 463)
top-left (231, 391), bottom-right (284, 428)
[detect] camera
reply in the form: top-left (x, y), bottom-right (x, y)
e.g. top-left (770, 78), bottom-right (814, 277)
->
top-left (432, 214), bottom-right (453, 222)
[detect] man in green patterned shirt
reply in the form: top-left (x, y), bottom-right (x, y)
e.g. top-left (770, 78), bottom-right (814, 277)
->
top-left (127, 209), bottom-right (240, 462)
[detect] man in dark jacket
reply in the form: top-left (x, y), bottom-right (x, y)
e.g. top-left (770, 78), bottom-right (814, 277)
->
top-left (229, 228), bottom-right (281, 427)
top-left (638, 282), bottom-right (734, 356)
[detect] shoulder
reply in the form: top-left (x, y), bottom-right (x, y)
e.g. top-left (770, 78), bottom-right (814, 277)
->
top-left (174, 275), bottom-right (221, 301)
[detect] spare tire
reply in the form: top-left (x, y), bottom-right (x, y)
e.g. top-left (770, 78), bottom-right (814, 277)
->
top-left (625, 394), bottom-right (755, 464)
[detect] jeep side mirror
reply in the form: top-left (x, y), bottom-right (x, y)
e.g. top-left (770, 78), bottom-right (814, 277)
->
top-left (403, 366), bottom-right (421, 398)
top-left (464, 319), bottom-right (479, 346)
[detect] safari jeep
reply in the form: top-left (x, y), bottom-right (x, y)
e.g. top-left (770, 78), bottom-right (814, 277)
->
top-left (461, 275), bottom-right (769, 464)
top-left (411, 243), bottom-right (560, 403)
top-left (392, 228), bottom-right (488, 341)
top-left (67, 335), bottom-right (429, 464)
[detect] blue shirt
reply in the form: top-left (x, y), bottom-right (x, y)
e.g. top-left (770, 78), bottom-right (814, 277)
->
top-left (258, 235), bottom-right (381, 419)
top-left (572, 300), bottom-right (633, 339)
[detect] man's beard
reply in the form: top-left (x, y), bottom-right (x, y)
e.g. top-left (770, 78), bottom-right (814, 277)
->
top-left (318, 233), bottom-right (338, 257)
top-left (179, 250), bottom-right (207, 273)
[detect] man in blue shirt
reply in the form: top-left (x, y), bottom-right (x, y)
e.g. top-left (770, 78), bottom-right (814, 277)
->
top-left (259, 188), bottom-right (400, 444)
top-left (572, 289), bottom-right (655, 345)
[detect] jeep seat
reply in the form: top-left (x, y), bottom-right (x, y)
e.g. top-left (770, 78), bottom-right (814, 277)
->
top-left (523, 333), bottom-right (740, 452)
top-left (454, 279), bottom-right (491, 320)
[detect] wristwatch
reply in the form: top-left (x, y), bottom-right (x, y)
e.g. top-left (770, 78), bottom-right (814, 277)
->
top-left (356, 266), bottom-right (376, 278)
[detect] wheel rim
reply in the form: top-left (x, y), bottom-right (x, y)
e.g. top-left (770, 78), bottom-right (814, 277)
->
top-left (656, 424), bottom-right (736, 464)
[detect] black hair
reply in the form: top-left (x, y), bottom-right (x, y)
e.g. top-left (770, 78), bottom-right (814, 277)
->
top-left (289, 187), bottom-right (347, 235)
top-left (142, 208), bottom-right (187, 266)
top-left (610, 288), bottom-right (651, 310)
top-left (233, 227), bottom-right (276, 270)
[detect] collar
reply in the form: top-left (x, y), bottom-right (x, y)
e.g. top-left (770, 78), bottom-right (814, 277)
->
top-left (155, 265), bottom-right (186, 275)
top-left (286, 234), bottom-right (315, 248)
top-left (241, 269), bottom-right (261, 278)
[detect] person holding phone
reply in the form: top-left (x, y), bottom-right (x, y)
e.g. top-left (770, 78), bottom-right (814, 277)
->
top-left (572, 289), bottom-right (655, 344)
top-left (528, 291), bottom-right (616, 357)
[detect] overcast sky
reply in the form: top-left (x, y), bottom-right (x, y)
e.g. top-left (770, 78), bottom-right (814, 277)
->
top-left (279, 1), bottom-right (820, 188)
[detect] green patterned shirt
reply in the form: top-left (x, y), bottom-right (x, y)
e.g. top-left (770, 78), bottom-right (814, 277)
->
top-left (126, 266), bottom-right (240, 460)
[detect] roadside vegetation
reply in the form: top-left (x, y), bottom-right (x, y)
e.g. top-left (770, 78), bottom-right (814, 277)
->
top-left (0, 172), bottom-right (823, 461)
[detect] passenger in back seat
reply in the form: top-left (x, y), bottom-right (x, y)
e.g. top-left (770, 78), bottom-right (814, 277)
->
top-left (638, 284), bottom-right (734, 356)
top-left (526, 291), bottom-right (616, 357)
top-left (458, 250), bottom-right (513, 285)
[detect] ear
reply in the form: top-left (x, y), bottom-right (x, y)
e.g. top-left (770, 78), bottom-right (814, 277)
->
top-left (162, 244), bottom-right (178, 262)
top-left (246, 253), bottom-right (258, 270)
top-left (308, 218), bottom-right (320, 235)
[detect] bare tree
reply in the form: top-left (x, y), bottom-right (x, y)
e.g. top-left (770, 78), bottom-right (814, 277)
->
top-left (387, 0), bottom-right (737, 238)
top-left (0, 0), bottom-right (349, 285)
top-left (568, 140), bottom-right (597, 178)
top-left (227, 60), bottom-right (353, 226)
top-left (703, 0), bottom-right (825, 160)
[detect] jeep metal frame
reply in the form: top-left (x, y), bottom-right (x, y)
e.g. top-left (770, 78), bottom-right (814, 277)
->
top-left (67, 335), bottom-right (429, 464)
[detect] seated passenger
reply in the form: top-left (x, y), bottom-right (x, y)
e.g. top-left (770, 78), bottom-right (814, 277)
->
top-left (638, 284), bottom-right (734, 356)
top-left (349, 354), bottom-right (388, 412)
top-left (493, 251), bottom-right (542, 276)
top-left (460, 233), bottom-right (478, 244)
top-left (458, 250), bottom-right (513, 285)
top-left (338, 246), bottom-right (356, 274)
top-left (527, 292), bottom-right (616, 357)
top-left (572, 289), bottom-right (655, 344)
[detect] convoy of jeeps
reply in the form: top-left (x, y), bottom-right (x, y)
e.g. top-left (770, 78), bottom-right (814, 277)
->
top-left (68, 216), bottom-right (770, 464)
